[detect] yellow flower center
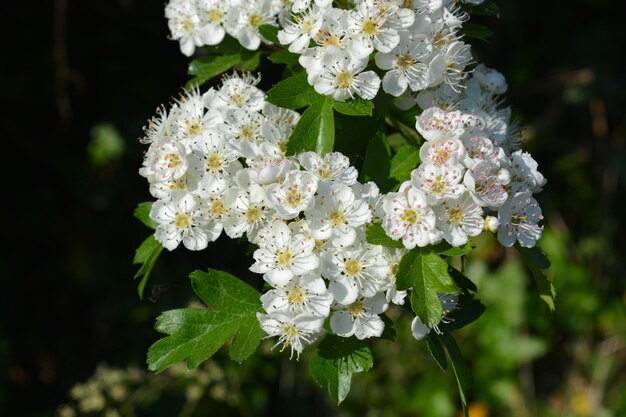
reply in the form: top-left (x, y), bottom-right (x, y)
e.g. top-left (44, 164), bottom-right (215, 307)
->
top-left (276, 249), bottom-right (294, 267)
top-left (206, 153), bottom-right (223, 171)
top-left (401, 208), bottom-right (419, 224)
top-left (230, 94), bottom-right (246, 107)
top-left (175, 213), bottom-right (191, 229)
top-left (317, 166), bottom-right (333, 180)
top-left (210, 200), bottom-right (227, 216)
top-left (391, 262), bottom-right (399, 277)
top-left (448, 208), bottom-right (464, 225)
top-left (248, 13), bottom-right (264, 28)
top-left (165, 153), bottom-right (182, 168)
top-left (246, 206), bottom-right (263, 224)
top-left (169, 181), bottom-right (186, 190)
top-left (286, 187), bottom-right (302, 207)
top-left (313, 240), bottom-right (325, 254)
top-left (336, 71), bottom-right (354, 89)
top-left (208, 8), bottom-right (224, 24)
top-left (396, 53), bottom-right (415, 70)
top-left (348, 300), bottom-right (365, 315)
top-left (241, 125), bottom-right (255, 139)
top-left (301, 18), bottom-right (315, 34)
top-left (182, 19), bottom-right (194, 34)
top-left (329, 210), bottom-right (346, 226)
top-left (430, 176), bottom-right (447, 195)
top-left (186, 121), bottom-right (203, 136)
top-left (362, 19), bottom-right (379, 37)
top-left (283, 324), bottom-right (299, 340)
top-left (287, 287), bottom-right (306, 305)
top-left (344, 259), bottom-right (362, 277)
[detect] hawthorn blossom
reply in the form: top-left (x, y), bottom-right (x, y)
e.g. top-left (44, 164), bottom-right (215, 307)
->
top-left (330, 293), bottom-right (389, 340)
top-left (382, 182), bottom-right (438, 248)
top-left (433, 193), bottom-right (484, 246)
top-left (298, 152), bottom-right (358, 185)
top-left (411, 163), bottom-right (466, 204)
top-left (261, 273), bottom-right (333, 317)
top-left (250, 222), bottom-right (319, 286)
top-left (497, 191), bottom-right (543, 248)
top-left (266, 171), bottom-right (319, 219)
top-left (257, 312), bottom-right (325, 359)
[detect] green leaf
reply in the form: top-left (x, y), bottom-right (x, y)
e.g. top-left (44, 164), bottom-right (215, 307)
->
top-left (461, 22), bottom-right (493, 42)
top-left (360, 131), bottom-right (397, 192)
top-left (425, 333), bottom-right (447, 371)
top-left (333, 113), bottom-right (380, 158)
top-left (309, 335), bottom-right (373, 404)
top-left (133, 235), bottom-right (163, 299)
top-left (389, 144), bottom-right (420, 182)
top-left (332, 98), bottom-right (374, 116)
top-left (365, 223), bottom-right (405, 249)
top-left (430, 241), bottom-right (474, 257)
top-left (439, 333), bottom-right (472, 417)
top-left (258, 24), bottom-right (280, 45)
top-left (286, 96), bottom-right (335, 155)
top-left (266, 74), bottom-right (314, 109)
top-left (268, 49), bottom-right (301, 66)
top-left (186, 54), bottom-right (241, 89)
top-left (517, 246), bottom-right (555, 312)
top-left (134, 202), bottom-right (157, 230)
top-left (236, 50), bottom-right (261, 71)
top-left (397, 250), bottom-right (459, 327)
top-left (147, 269), bottom-right (263, 371)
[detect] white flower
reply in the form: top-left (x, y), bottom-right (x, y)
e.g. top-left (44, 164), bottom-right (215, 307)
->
top-left (250, 222), bottom-right (319, 286)
top-left (461, 135), bottom-right (506, 169)
top-left (139, 138), bottom-right (188, 183)
top-left (195, 186), bottom-right (238, 240)
top-left (195, 0), bottom-right (231, 46)
top-left (141, 105), bottom-right (176, 144)
top-left (223, 184), bottom-right (272, 240)
top-left (172, 88), bottom-right (222, 146)
top-left (220, 109), bottom-right (265, 157)
top-left (463, 161), bottom-right (509, 207)
top-left (473, 63), bottom-right (508, 95)
top-left (262, 102), bottom-right (301, 138)
top-left (261, 274), bottom-right (333, 317)
top-left (508, 150), bottom-right (547, 194)
top-left (188, 130), bottom-right (242, 193)
top-left (419, 136), bottom-right (466, 167)
top-left (483, 215), bottom-right (500, 233)
top-left (306, 183), bottom-right (372, 247)
top-left (375, 31), bottom-right (432, 96)
top-left (382, 182), bottom-right (438, 248)
top-left (297, 151), bottom-right (358, 185)
top-left (278, 7), bottom-right (324, 53)
top-left (497, 191), bottom-right (543, 248)
top-left (247, 143), bottom-right (295, 185)
top-left (166, 0), bottom-right (206, 56)
top-left (150, 190), bottom-right (211, 251)
top-left (433, 193), bottom-right (484, 246)
top-left (382, 247), bottom-right (407, 305)
top-left (225, 0), bottom-right (278, 50)
top-left (330, 293), bottom-right (388, 340)
top-left (321, 244), bottom-right (390, 305)
top-left (346, 2), bottom-right (414, 57)
top-left (312, 46), bottom-right (381, 101)
top-left (266, 171), bottom-right (319, 219)
top-left (411, 315), bottom-right (430, 340)
top-left (411, 162), bottom-right (466, 204)
top-left (415, 107), bottom-right (468, 141)
top-left (257, 312), bottom-right (325, 359)
top-left (204, 72), bottom-right (265, 113)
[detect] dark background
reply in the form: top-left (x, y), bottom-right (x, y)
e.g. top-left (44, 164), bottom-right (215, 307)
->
top-left (2, 0), bottom-right (625, 416)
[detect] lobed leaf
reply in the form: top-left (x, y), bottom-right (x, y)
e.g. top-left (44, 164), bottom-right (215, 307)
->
top-left (258, 24), bottom-right (281, 45)
top-left (186, 54), bottom-right (242, 89)
top-left (134, 202), bottom-right (157, 230)
top-left (147, 269), bottom-right (263, 371)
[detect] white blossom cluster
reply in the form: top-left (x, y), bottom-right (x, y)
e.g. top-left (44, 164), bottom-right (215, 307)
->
top-left (165, 0), bottom-right (483, 99)
top-left (140, 73), bottom-right (412, 359)
top-left (382, 64), bottom-right (546, 251)
top-left (138, 65), bottom-right (544, 358)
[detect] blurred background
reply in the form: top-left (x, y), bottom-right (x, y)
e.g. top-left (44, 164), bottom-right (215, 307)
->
top-left (2, 0), bottom-right (625, 416)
